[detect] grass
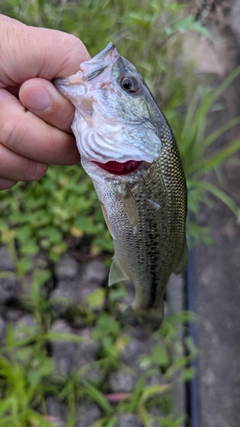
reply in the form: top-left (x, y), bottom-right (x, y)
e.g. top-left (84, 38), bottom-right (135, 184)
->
top-left (0, 296), bottom-right (197, 426)
top-left (0, 0), bottom-right (240, 425)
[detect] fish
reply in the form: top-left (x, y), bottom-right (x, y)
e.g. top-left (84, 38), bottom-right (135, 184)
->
top-left (53, 42), bottom-right (188, 327)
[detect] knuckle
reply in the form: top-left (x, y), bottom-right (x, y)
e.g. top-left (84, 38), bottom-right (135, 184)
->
top-left (60, 111), bottom-right (75, 132)
top-left (65, 34), bottom-right (89, 59)
top-left (0, 115), bottom-right (22, 151)
top-left (0, 109), bottom-right (31, 154)
top-left (59, 34), bottom-right (90, 73)
top-left (22, 160), bottom-right (47, 181)
top-left (0, 178), bottom-right (16, 191)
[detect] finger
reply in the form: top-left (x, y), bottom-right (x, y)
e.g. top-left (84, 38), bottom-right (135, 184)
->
top-left (0, 142), bottom-right (47, 183)
top-left (0, 89), bottom-right (80, 165)
top-left (0, 178), bottom-right (17, 191)
top-left (1, 16), bottom-right (90, 87)
top-left (19, 78), bottom-right (75, 132)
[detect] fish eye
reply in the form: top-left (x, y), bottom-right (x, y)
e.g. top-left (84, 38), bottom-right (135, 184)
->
top-left (120, 75), bottom-right (139, 93)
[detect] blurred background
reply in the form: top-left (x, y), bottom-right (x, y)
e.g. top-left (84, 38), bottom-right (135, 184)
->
top-left (0, 1), bottom-right (240, 426)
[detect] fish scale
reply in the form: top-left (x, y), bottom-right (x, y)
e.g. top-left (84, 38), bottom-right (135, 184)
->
top-left (53, 42), bottom-right (188, 327)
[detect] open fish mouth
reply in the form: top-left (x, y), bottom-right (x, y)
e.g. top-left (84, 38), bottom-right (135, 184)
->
top-left (53, 42), bottom-right (162, 166)
top-left (93, 160), bottom-right (142, 175)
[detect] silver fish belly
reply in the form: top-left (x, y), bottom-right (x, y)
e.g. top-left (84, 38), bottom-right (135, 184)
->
top-left (53, 42), bottom-right (188, 326)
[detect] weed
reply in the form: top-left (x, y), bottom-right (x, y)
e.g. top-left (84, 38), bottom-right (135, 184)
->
top-left (0, 0), bottom-right (239, 426)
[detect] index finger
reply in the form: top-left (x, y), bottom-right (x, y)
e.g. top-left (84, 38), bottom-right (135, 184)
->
top-left (0, 15), bottom-right (90, 87)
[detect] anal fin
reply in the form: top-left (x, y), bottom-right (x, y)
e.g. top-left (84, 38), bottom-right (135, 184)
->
top-left (109, 258), bottom-right (129, 287)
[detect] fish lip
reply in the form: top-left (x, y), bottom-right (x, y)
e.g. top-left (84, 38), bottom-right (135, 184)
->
top-left (79, 42), bottom-right (119, 82)
top-left (92, 160), bottom-right (143, 176)
top-left (90, 42), bottom-right (116, 61)
top-left (52, 43), bottom-right (119, 98)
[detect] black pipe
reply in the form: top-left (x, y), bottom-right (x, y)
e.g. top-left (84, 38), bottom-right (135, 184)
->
top-left (184, 250), bottom-right (200, 427)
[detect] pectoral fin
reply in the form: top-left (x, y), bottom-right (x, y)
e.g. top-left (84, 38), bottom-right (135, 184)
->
top-left (109, 258), bottom-right (129, 287)
top-left (118, 184), bottom-right (138, 234)
top-left (100, 202), bottom-right (116, 240)
top-left (174, 243), bottom-right (189, 274)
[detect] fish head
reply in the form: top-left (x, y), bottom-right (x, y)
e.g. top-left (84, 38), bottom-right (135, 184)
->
top-left (53, 42), bottom-right (163, 176)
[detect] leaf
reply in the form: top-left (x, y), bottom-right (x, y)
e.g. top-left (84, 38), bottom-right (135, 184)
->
top-left (127, 374), bottom-right (145, 412)
top-left (169, 15), bottom-right (211, 38)
top-left (151, 344), bottom-right (169, 367)
top-left (83, 382), bottom-right (113, 415)
top-left (139, 405), bottom-right (151, 427)
top-left (190, 180), bottom-right (239, 216)
top-left (92, 314), bottom-right (120, 339)
top-left (191, 139), bottom-right (240, 177)
top-left (45, 332), bottom-right (82, 343)
top-left (184, 336), bottom-right (198, 358)
top-left (202, 117), bottom-right (240, 151)
top-left (180, 366), bottom-right (196, 381)
top-left (84, 288), bottom-right (105, 309)
top-left (139, 384), bottom-right (171, 404)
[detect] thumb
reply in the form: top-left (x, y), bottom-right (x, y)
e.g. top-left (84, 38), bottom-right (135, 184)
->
top-left (19, 78), bottom-right (75, 133)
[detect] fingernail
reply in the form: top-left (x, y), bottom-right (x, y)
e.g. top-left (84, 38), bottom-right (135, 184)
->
top-left (24, 86), bottom-right (52, 111)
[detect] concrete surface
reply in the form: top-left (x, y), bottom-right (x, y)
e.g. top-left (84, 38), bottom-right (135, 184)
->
top-left (195, 162), bottom-right (240, 427)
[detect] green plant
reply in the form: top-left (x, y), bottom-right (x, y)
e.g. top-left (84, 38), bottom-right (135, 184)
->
top-left (0, 165), bottom-right (110, 276)
top-left (0, 289), bottom-right (197, 427)
top-left (0, 0), bottom-right (239, 266)
top-left (0, 1), bottom-right (239, 426)
top-left (177, 70), bottom-right (240, 245)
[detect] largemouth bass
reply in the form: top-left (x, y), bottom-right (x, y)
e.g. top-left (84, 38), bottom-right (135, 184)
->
top-left (54, 42), bottom-right (188, 327)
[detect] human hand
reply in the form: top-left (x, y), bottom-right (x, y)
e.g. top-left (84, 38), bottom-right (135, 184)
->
top-left (0, 14), bottom-right (90, 190)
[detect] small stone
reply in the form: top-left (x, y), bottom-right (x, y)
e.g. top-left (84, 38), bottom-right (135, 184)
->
top-left (83, 260), bottom-right (108, 285)
top-left (76, 401), bottom-right (101, 427)
top-left (3, 308), bottom-right (23, 322)
top-left (0, 246), bottom-right (15, 271)
top-left (50, 279), bottom-right (82, 314)
top-left (145, 373), bottom-right (163, 386)
top-left (0, 317), bottom-right (6, 340)
top-left (122, 337), bottom-right (147, 365)
top-left (49, 320), bottom-right (77, 375)
top-left (109, 369), bottom-right (136, 392)
top-left (14, 315), bottom-right (37, 340)
top-left (55, 255), bottom-right (78, 280)
top-left (117, 413), bottom-right (143, 427)
top-left (46, 397), bottom-right (67, 425)
top-left (75, 329), bottom-right (100, 368)
top-left (0, 275), bottom-right (19, 303)
top-left (148, 408), bottom-right (164, 427)
top-left (75, 329), bottom-right (103, 383)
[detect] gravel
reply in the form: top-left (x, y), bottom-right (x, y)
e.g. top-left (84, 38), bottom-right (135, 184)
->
top-left (0, 249), bottom-right (184, 425)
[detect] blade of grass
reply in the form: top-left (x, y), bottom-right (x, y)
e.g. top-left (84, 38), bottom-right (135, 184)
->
top-left (83, 382), bottom-right (113, 415)
top-left (202, 117), bottom-right (240, 150)
top-left (190, 180), bottom-right (239, 216)
top-left (126, 374), bottom-right (145, 413)
top-left (210, 65), bottom-right (240, 105)
top-left (45, 331), bottom-right (82, 344)
top-left (139, 384), bottom-right (171, 405)
top-left (192, 139), bottom-right (240, 177)
top-left (139, 405), bottom-right (151, 427)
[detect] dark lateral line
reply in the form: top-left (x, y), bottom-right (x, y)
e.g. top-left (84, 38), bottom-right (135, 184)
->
top-left (148, 268), bottom-right (158, 309)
